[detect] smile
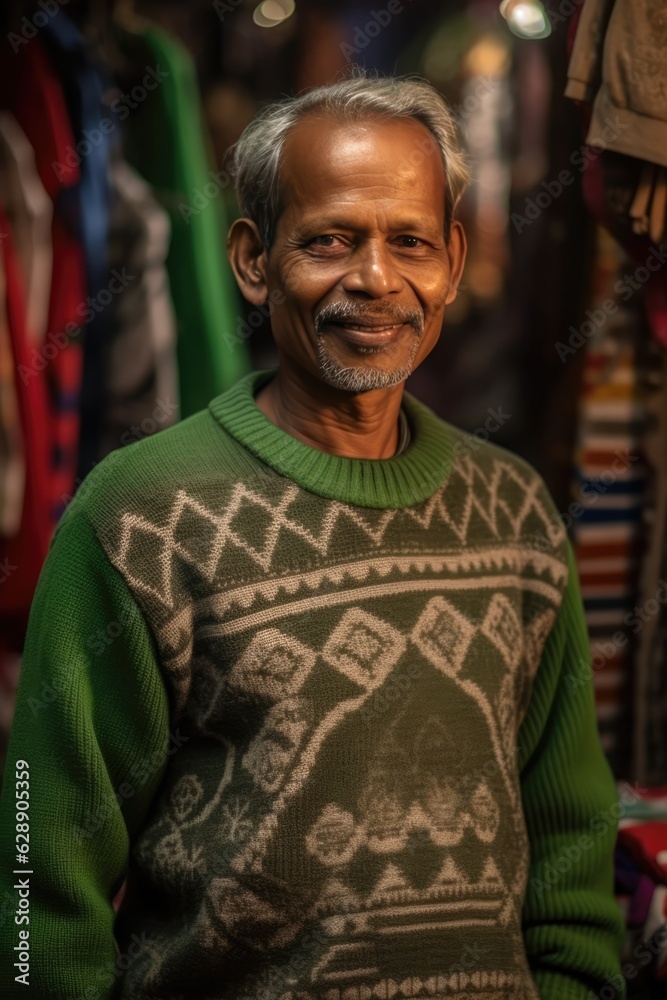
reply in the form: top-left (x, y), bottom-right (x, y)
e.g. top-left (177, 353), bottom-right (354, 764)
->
top-left (321, 321), bottom-right (410, 346)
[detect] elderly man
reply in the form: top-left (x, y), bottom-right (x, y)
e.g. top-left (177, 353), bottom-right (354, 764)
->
top-left (0, 73), bottom-right (624, 999)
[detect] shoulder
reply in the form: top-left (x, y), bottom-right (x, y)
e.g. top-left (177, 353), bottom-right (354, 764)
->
top-left (58, 408), bottom-right (243, 537)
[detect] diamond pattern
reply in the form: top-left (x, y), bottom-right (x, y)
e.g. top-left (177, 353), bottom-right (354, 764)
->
top-left (481, 593), bottom-right (523, 671)
top-left (229, 628), bottom-right (317, 701)
top-left (411, 598), bottom-right (476, 676)
top-left (113, 456), bottom-right (566, 610)
top-left (322, 609), bottom-right (406, 690)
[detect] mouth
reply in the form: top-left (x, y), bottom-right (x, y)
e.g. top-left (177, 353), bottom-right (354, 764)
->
top-left (320, 320), bottom-right (411, 347)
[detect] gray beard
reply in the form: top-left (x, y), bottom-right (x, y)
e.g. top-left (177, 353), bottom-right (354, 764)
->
top-left (316, 336), bottom-right (421, 392)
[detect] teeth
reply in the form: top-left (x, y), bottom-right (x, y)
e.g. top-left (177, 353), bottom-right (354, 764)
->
top-left (343, 325), bottom-right (397, 332)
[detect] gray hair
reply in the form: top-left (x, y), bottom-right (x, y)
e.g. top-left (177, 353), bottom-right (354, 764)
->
top-left (230, 69), bottom-right (469, 249)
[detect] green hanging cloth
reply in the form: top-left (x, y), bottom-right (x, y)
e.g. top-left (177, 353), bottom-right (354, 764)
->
top-left (116, 21), bottom-right (252, 416)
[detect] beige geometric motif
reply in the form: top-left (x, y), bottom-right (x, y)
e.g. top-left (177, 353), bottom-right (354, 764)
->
top-left (205, 876), bottom-right (298, 951)
top-left (170, 773), bottom-right (204, 822)
top-left (481, 593), bottom-right (523, 671)
top-left (318, 769), bottom-right (503, 858)
top-left (112, 454), bottom-right (559, 611)
top-left (219, 795), bottom-right (254, 844)
top-left (367, 863), bottom-right (412, 902)
top-left (242, 696), bottom-right (312, 793)
top-left (470, 780), bottom-right (501, 843)
top-left (142, 828), bottom-right (203, 880)
top-left (496, 672), bottom-right (518, 749)
top-left (310, 877), bottom-right (363, 918)
top-left (361, 784), bottom-right (410, 852)
top-left (229, 628), bottom-right (317, 701)
top-left (113, 483), bottom-right (400, 610)
top-left (433, 853), bottom-right (465, 885)
top-left (403, 454), bottom-right (557, 552)
top-left (522, 609), bottom-right (557, 678)
top-left (322, 608), bottom-right (406, 691)
top-left (305, 804), bottom-right (365, 867)
top-left (415, 775), bottom-right (468, 847)
top-left (410, 597), bottom-right (476, 676)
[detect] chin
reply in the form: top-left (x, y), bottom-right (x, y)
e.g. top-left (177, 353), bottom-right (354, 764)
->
top-left (316, 343), bottom-right (416, 392)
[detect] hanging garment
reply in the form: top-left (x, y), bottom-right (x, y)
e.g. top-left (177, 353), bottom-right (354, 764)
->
top-left (633, 351), bottom-right (667, 786)
top-left (40, 10), bottom-right (112, 483)
top-left (0, 113), bottom-right (52, 347)
top-left (570, 225), bottom-right (649, 777)
top-left (566, 0), bottom-right (667, 171)
top-left (0, 208), bottom-right (52, 644)
top-left (0, 35), bottom-right (86, 527)
top-left (102, 152), bottom-right (179, 459)
top-left (115, 19), bottom-right (252, 417)
top-left (0, 236), bottom-right (24, 538)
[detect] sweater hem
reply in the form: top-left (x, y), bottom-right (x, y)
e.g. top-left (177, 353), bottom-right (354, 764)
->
top-left (587, 85), bottom-right (667, 170)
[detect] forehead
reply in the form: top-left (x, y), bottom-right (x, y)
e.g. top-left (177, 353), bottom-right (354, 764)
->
top-left (278, 114), bottom-right (447, 222)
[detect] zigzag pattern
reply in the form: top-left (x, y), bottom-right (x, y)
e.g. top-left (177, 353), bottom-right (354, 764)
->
top-left (112, 455), bottom-right (565, 610)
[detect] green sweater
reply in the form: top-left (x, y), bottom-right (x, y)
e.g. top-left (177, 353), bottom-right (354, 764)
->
top-left (0, 367), bottom-right (625, 999)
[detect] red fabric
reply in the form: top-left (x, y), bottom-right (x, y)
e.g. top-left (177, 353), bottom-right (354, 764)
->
top-left (0, 38), bottom-right (85, 532)
top-left (617, 823), bottom-right (667, 885)
top-left (0, 210), bottom-right (52, 637)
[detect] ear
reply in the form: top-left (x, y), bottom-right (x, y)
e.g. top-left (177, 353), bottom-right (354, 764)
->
top-left (227, 218), bottom-right (269, 306)
top-left (444, 219), bottom-right (467, 305)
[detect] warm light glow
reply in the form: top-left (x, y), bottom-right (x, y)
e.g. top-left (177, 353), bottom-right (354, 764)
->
top-left (253, 0), bottom-right (295, 28)
top-left (498, 0), bottom-right (551, 39)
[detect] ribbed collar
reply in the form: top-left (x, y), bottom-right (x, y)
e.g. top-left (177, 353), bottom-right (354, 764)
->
top-left (208, 368), bottom-right (456, 509)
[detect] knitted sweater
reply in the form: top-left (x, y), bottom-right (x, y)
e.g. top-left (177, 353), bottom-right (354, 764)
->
top-left (565, 0), bottom-right (667, 169)
top-left (0, 367), bottom-right (625, 999)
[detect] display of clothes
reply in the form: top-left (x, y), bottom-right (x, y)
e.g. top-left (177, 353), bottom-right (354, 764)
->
top-left (566, 0), bottom-right (667, 789)
top-left (114, 16), bottom-right (253, 417)
top-left (0, 5), bottom-right (251, 667)
top-left (102, 151), bottom-right (179, 460)
top-left (616, 783), bottom-right (667, 991)
top-left (566, 0), bottom-right (667, 244)
top-left (563, 8), bottom-right (667, 989)
top-left (570, 224), bottom-right (651, 776)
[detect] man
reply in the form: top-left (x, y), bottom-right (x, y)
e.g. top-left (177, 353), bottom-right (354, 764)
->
top-left (0, 72), bottom-right (625, 999)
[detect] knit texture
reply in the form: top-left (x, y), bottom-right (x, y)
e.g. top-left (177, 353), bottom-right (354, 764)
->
top-left (0, 367), bottom-right (625, 999)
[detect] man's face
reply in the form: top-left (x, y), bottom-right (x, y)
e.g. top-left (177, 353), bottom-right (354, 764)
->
top-left (231, 114), bottom-right (466, 393)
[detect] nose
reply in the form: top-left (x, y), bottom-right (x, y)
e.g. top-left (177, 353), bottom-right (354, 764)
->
top-left (340, 239), bottom-right (404, 298)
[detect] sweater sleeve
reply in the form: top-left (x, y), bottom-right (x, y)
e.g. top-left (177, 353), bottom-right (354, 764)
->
top-left (564, 0), bottom-right (616, 102)
top-left (0, 500), bottom-right (170, 998)
top-left (517, 539), bottom-right (626, 1000)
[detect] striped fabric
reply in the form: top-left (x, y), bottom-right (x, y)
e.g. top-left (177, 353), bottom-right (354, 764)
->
top-left (571, 225), bottom-right (649, 775)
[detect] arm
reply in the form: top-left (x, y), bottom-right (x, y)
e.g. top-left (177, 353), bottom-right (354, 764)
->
top-left (518, 539), bottom-right (626, 1000)
top-left (0, 500), bottom-right (170, 997)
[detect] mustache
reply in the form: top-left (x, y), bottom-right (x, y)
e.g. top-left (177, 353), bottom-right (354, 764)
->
top-left (314, 300), bottom-right (424, 334)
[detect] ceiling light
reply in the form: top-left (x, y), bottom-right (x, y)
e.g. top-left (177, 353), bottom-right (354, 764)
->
top-left (499, 0), bottom-right (551, 39)
top-left (253, 0), bottom-right (295, 28)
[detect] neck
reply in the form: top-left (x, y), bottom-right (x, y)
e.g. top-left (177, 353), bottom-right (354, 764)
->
top-left (254, 361), bottom-right (405, 460)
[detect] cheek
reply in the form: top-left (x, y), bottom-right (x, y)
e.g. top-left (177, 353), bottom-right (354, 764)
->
top-left (270, 260), bottom-right (342, 339)
top-left (280, 257), bottom-right (342, 299)
top-left (409, 259), bottom-right (453, 304)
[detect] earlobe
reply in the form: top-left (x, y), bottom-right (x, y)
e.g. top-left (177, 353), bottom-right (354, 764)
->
top-left (227, 218), bottom-right (269, 306)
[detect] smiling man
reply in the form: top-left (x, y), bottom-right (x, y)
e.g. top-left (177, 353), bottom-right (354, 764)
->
top-left (0, 73), bottom-right (625, 999)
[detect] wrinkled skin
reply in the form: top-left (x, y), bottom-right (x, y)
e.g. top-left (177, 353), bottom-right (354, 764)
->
top-left (227, 114), bottom-right (467, 459)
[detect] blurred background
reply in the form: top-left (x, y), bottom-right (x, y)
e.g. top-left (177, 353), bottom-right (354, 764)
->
top-left (0, 0), bottom-right (666, 991)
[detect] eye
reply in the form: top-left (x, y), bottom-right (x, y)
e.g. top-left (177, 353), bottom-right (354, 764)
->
top-left (395, 235), bottom-right (425, 248)
top-left (309, 235), bottom-right (345, 247)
